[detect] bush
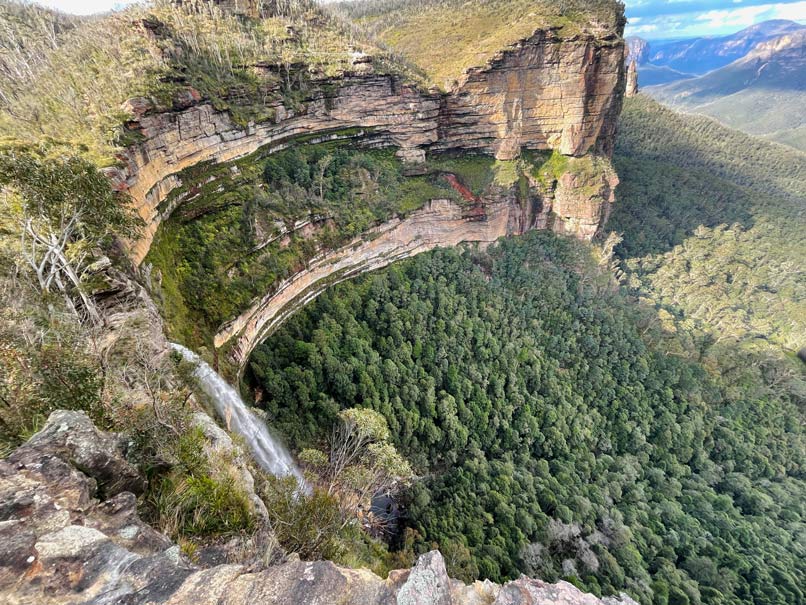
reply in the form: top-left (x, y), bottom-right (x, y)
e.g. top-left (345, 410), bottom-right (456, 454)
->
top-left (0, 285), bottom-right (107, 449)
top-left (259, 474), bottom-right (343, 560)
top-left (146, 427), bottom-right (256, 538)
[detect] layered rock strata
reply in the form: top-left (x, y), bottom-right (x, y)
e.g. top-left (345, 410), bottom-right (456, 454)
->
top-left (215, 156), bottom-right (617, 369)
top-left (436, 30), bottom-right (625, 159)
top-left (216, 197), bottom-right (517, 367)
top-left (0, 412), bottom-right (639, 605)
top-left (113, 76), bottom-right (440, 264)
top-left (113, 28), bottom-right (625, 264)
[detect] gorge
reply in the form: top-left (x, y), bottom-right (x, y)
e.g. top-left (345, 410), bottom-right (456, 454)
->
top-left (10, 2), bottom-right (804, 604)
top-left (121, 24), bottom-right (625, 370)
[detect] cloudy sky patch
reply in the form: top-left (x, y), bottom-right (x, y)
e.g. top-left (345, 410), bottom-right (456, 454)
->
top-left (624, 0), bottom-right (806, 39)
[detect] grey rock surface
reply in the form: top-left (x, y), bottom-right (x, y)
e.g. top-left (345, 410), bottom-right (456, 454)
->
top-left (8, 410), bottom-right (145, 496)
top-left (0, 412), bottom-right (639, 605)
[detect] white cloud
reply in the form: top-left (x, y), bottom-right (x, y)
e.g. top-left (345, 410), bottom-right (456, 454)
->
top-left (695, 4), bottom-right (772, 28)
top-left (772, 0), bottom-right (806, 19)
top-left (628, 23), bottom-right (660, 34)
top-left (627, 1), bottom-right (806, 39)
top-left (694, 1), bottom-right (806, 30)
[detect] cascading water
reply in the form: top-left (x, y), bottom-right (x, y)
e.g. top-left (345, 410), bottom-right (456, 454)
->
top-left (170, 343), bottom-right (305, 486)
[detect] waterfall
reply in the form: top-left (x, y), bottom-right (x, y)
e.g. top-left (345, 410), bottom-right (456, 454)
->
top-left (170, 343), bottom-right (305, 485)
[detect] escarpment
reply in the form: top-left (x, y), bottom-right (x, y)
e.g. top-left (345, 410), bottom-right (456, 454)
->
top-left (435, 29), bottom-right (625, 159)
top-left (113, 75), bottom-right (441, 264)
top-left (120, 20), bottom-right (625, 366)
top-left (115, 28), bottom-right (625, 264)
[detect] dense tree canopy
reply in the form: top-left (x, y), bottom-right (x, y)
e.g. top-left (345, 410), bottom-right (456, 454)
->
top-left (248, 232), bottom-right (805, 604)
top-left (607, 97), bottom-right (805, 354)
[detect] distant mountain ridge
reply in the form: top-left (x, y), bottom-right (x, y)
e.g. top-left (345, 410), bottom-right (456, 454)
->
top-left (647, 28), bottom-right (806, 151)
top-left (648, 19), bottom-right (806, 74)
top-left (626, 19), bottom-right (806, 86)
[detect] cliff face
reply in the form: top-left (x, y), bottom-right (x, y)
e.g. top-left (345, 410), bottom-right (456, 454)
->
top-left (625, 36), bottom-right (649, 65)
top-left (109, 21), bottom-right (626, 366)
top-left (549, 158), bottom-right (620, 239)
top-left (0, 411), bottom-right (640, 605)
top-left (216, 153), bottom-right (618, 369)
top-left (436, 30), bottom-right (625, 159)
top-left (113, 28), bottom-right (625, 265)
top-left (216, 197), bottom-right (519, 366)
top-left (112, 75), bottom-right (441, 264)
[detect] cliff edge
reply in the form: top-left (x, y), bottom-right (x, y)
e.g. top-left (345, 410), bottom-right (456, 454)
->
top-left (0, 410), bottom-right (639, 605)
top-left (113, 18), bottom-right (625, 264)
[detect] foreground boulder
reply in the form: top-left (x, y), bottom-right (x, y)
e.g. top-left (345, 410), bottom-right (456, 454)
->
top-left (7, 410), bottom-right (145, 497)
top-left (0, 411), bottom-right (638, 604)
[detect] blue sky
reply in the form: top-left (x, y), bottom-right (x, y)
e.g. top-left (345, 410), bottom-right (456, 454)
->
top-left (28, 0), bottom-right (806, 40)
top-left (624, 0), bottom-right (806, 39)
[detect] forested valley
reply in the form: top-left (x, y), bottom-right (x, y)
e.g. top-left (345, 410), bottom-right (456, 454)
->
top-left (1, 1), bottom-right (803, 602)
top-left (246, 97), bottom-right (806, 604)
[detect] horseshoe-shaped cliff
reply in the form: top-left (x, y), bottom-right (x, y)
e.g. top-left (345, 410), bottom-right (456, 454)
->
top-left (116, 24), bottom-right (626, 370)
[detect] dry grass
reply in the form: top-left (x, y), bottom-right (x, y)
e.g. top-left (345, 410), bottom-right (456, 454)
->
top-left (0, 0), bottom-right (380, 164)
top-left (331, 0), bottom-right (625, 89)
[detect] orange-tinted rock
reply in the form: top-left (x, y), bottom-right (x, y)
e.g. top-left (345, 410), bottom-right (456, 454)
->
top-left (172, 86), bottom-right (202, 110)
top-left (437, 30), bottom-right (626, 159)
top-left (120, 96), bottom-right (154, 119)
top-left (114, 27), bottom-right (625, 265)
top-left (626, 60), bottom-right (638, 97)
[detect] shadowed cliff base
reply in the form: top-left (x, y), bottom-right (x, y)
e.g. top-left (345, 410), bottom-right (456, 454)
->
top-left (610, 96), bottom-right (804, 258)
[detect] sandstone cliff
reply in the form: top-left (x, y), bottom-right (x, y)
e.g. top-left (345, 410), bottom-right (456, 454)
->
top-left (112, 26), bottom-right (625, 265)
top-left (216, 163), bottom-right (617, 369)
top-left (112, 75), bottom-right (441, 264)
top-left (625, 60), bottom-right (638, 97)
top-left (0, 411), bottom-right (639, 605)
top-left (435, 29), bottom-right (625, 159)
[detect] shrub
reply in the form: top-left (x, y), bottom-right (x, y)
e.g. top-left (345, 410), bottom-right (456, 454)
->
top-left (259, 474), bottom-right (343, 559)
top-left (146, 427), bottom-right (256, 538)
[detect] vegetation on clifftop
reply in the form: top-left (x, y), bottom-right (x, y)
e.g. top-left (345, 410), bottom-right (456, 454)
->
top-left (332, 0), bottom-right (626, 88)
top-left (0, 0), bottom-right (390, 164)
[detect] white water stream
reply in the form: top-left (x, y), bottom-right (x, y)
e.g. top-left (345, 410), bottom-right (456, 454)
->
top-left (170, 343), bottom-right (305, 485)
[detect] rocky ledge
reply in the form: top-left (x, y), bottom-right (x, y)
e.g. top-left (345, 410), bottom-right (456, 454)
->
top-left (112, 25), bottom-right (624, 265)
top-left (216, 156), bottom-right (618, 370)
top-left (1, 411), bottom-right (638, 605)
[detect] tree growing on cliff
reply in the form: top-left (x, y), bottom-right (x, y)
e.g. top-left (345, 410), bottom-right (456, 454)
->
top-left (300, 407), bottom-right (414, 527)
top-left (0, 144), bottom-right (140, 324)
